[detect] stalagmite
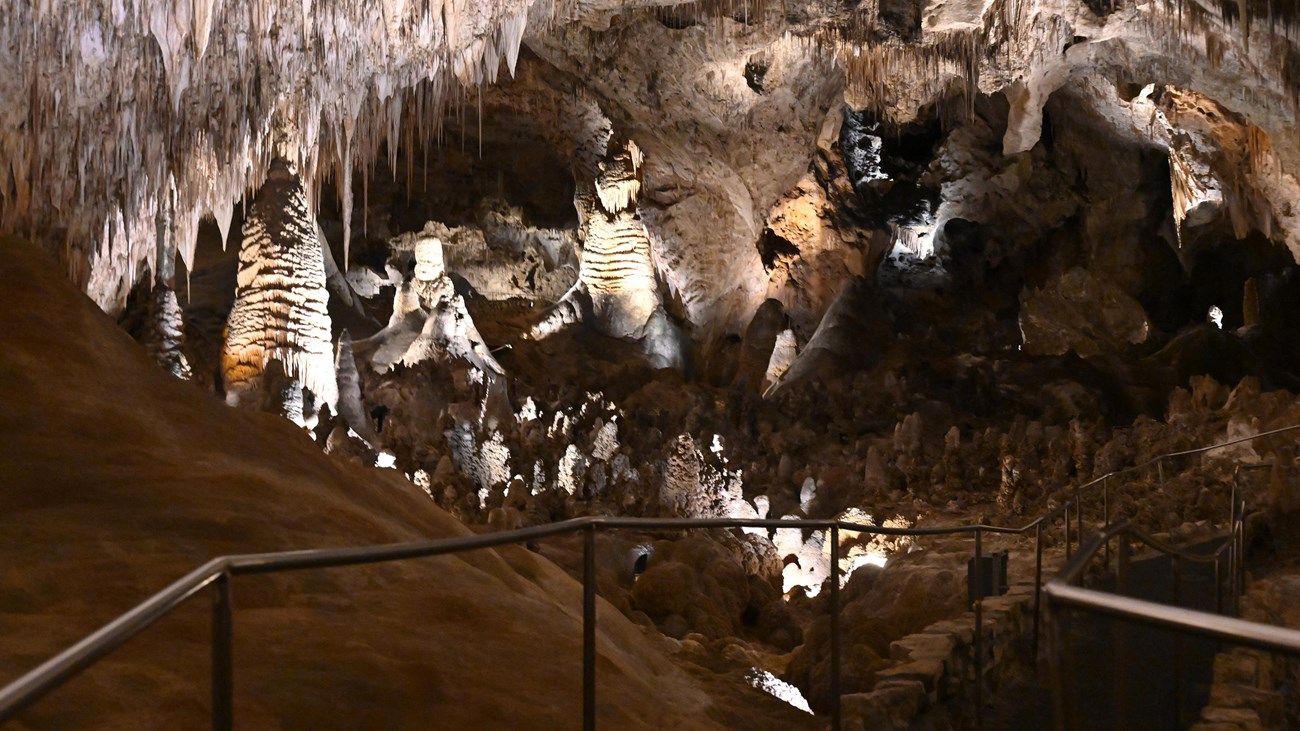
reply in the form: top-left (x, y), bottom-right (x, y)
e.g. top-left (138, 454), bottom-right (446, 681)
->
top-left (529, 137), bottom-right (684, 368)
top-left (367, 282), bottom-right (429, 373)
top-left (1242, 278), bottom-right (1260, 327)
top-left (222, 159), bottom-right (337, 425)
top-left (141, 195), bottom-right (193, 380)
top-left (141, 285), bottom-right (194, 380)
top-left (764, 278), bottom-right (880, 398)
top-left (334, 332), bottom-right (380, 448)
top-left (369, 225), bottom-right (506, 378)
top-left (763, 330), bottom-right (798, 392)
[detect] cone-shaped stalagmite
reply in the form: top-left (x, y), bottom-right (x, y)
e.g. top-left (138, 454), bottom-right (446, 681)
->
top-left (222, 159), bottom-right (337, 426)
top-left (531, 137), bottom-right (684, 368)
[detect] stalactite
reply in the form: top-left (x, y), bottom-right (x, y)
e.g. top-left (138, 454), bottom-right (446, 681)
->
top-left (0, 0), bottom-right (541, 314)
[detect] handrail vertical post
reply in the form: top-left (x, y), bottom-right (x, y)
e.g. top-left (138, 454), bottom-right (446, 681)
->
top-left (212, 572), bottom-right (233, 731)
top-left (1118, 535), bottom-right (1130, 595)
top-left (1230, 471), bottom-right (1239, 613)
top-left (583, 524), bottom-right (597, 731)
top-left (973, 527), bottom-right (983, 727)
top-left (1214, 556), bottom-right (1223, 616)
top-left (1074, 485), bottom-right (1083, 544)
top-left (1050, 602), bottom-right (1071, 731)
top-left (1114, 527), bottom-right (1133, 724)
top-left (830, 523), bottom-right (841, 731)
top-left (1236, 494), bottom-right (1245, 615)
top-left (1102, 476), bottom-right (1110, 570)
top-left (1230, 471), bottom-right (1238, 550)
top-left (1112, 535), bottom-right (1128, 727)
top-left (1172, 556), bottom-right (1184, 726)
top-left (1034, 522), bottom-right (1043, 658)
top-left (1064, 503), bottom-right (1072, 561)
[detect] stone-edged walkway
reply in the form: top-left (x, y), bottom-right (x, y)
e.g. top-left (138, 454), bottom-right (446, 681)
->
top-left (841, 534), bottom-right (1065, 730)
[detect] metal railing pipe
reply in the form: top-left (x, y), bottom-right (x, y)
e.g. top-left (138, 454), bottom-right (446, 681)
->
top-left (228, 518), bottom-right (597, 575)
top-left (583, 523), bottom-right (597, 731)
top-left (212, 572), bottom-right (233, 731)
top-left (829, 523), bottom-right (841, 731)
top-left (1045, 580), bottom-right (1300, 655)
top-left (0, 558), bottom-right (229, 723)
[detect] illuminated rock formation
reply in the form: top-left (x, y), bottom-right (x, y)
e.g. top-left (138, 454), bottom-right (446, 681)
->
top-left (530, 137), bottom-right (685, 368)
top-left (141, 285), bottom-right (193, 380)
top-left (380, 224), bottom-right (505, 377)
top-left (221, 159), bottom-right (337, 424)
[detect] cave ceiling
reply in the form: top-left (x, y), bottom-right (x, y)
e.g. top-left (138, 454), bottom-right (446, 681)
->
top-left (2, 0), bottom-right (1300, 333)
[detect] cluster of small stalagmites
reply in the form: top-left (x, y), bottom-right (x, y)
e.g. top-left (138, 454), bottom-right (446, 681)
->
top-left (658, 433), bottom-right (759, 521)
top-left (221, 159), bottom-right (337, 426)
top-left (749, 362), bottom-right (1300, 540)
top-left (1105, 375), bottom-right (1300, 535)
top-left (736, 365), bottom-right (1120, 525)
top-left (394, 390), bottom-right (648, 525)
top-left (371, 370), bottom-right (773, 532)
top-left (0, 0), bottom-right (538, 314)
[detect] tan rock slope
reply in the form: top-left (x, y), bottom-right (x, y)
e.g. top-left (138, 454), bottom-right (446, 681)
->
top-left (0, 237), bottom-right (810, 730)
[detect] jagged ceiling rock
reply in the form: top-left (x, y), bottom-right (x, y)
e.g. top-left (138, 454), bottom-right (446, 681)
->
top-left (6, 0), bottom-right (1300, 342)
top-left (1, 0), bottom-right (536, 311)
top-left (526, 9), bottom-right (845, 338)
top-left (761, 113), bottom-right (879, 338)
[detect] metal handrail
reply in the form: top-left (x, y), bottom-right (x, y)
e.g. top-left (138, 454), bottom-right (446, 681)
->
top-left (1043, 507), bottom-right (1300, 730)
top-left (1053, 521), bottom-right (1230, 587)
top-left (2, 422), bottom-right (1297, 729)
top-left (1047, 580), bottom-right (1300, 654)
top-left (0, 514), bottom-right (1000, 730)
